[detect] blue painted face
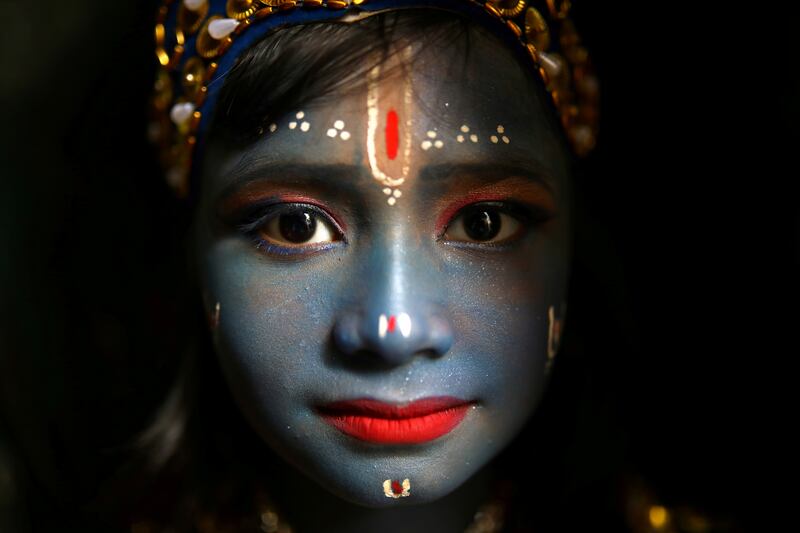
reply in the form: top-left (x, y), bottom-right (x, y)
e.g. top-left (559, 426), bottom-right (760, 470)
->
top-left (194, 27), bottom-right (572, 507)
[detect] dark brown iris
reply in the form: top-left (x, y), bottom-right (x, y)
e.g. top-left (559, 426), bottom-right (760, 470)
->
top-left (278, 211), bottom-right (316, 243)
top-left (464, 208), bottom-right (501, 241)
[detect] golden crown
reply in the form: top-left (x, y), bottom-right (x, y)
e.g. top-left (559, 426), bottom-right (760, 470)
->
top-left (151, 0), bottom-right (599, 197)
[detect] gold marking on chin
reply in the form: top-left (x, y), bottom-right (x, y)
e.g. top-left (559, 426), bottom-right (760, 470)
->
top-left (383, 478), bottom-right (411, 498)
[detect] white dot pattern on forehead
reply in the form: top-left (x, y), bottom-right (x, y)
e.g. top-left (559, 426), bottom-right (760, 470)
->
top-left (470, 134), bottom-right (478, 143)
top-left (383, 188), bottom-right (392, 195)
top-left (434, 140), bottom-right (443, 148)
top-left (490, 135), bottom-right (499, 143)
top-left (421, 140), bottom-right (432, 150)
top-left (289, 121), bottom-right (297, 129)
top-left (300, 121), bottom-right (310, 132)
top-left (387, 196), bottom-right (397, 206)
top-left (502, 135), bottom-right (510, 144)
top-left (296, 111), bottom-right (305, 119)
top-left (460, 125), bottom-right (470, 133)
top-left (327, 119), bottom-right (350, 141)
top-left (497, 125), bottom-right (505, 134)
top-left (457, 134), bottom-right (465, 143)
top-left (427, 130), bottom-right (437, 139)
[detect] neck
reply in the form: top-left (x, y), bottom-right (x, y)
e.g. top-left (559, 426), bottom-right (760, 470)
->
top-left (266, 459), bottom-right (496, 533)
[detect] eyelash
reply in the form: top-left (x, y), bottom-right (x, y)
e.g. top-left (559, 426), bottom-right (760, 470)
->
top-left (237, 202), bottom-right (345, 256)
top-left (235, 200), bottom-right (551, 257)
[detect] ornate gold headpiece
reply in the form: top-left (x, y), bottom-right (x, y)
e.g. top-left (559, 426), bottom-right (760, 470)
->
top-left (151, 0), bottom-right (599, 197)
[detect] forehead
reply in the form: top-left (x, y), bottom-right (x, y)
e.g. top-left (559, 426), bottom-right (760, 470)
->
top-left (201, 22), bottom-right (569, 197)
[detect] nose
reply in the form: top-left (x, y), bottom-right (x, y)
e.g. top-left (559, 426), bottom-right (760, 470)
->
top-left (333, 306), bottom-right (454, 367)
top-left (331, 238), bottom-right (454, 367)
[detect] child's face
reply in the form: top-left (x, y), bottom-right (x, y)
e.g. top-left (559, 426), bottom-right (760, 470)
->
top-left (194, 26), bottom-right (572, 507)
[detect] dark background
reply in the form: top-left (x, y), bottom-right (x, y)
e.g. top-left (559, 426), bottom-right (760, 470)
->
top-left (0, 1), bottom-right (793, 531)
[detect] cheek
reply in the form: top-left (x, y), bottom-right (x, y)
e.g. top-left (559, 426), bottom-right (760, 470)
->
top-left (443, 243), bottom-right (567, 410)
top-left (199, 239), bottom-right (337, 417)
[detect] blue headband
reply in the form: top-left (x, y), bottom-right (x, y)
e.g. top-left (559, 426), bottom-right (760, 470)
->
top-left (151, 0), bottom-right (598, 196)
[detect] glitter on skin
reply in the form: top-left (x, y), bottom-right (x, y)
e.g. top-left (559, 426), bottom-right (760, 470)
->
top-left (196, 27), bottom-right (572, 510)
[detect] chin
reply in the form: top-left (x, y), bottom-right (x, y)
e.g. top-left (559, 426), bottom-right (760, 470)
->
top-left (251, 404), bottom-right (510, 509)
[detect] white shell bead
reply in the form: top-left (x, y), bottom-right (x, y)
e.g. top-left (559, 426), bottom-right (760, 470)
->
top-left (208, 18), bottom-right (239, 40)
top-left (183, 0), bottom-right (207, 12)
top-left (169, 102), bottom-right (195, 125)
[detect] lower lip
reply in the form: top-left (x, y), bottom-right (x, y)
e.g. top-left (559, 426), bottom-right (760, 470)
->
top-left (318, 397), bottom-right (473, 444)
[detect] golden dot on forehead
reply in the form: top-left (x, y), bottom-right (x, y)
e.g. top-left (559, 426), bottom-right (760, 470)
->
top-left (502, 135), bottom-right (510, 144)
top-left (491, 135), bottom-right (499, 143)
top-left (497, 125), bottom-right (505, 133)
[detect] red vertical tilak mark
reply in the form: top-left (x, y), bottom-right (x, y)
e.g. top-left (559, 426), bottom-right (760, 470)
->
top-left (387, 315), bottom-right (397, 333)
top-left (385, 109), bottom-right (399, 160)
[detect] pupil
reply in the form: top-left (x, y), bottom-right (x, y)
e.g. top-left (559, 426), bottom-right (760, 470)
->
top-left (464, 208), bottom-right (501, 241)
top-left (279, 211), bottom-right (316, 243)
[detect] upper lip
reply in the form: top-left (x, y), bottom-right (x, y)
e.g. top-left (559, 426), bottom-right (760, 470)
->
top-left (317, 396), bottom-right (472, 419)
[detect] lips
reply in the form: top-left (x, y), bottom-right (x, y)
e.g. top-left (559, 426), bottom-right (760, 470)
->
top-left (318, 396), bottom-right (473, 444)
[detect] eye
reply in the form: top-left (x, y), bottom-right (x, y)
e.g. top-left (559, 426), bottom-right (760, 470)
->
top-left (240, 203), bottom-right (344, 253)
top-left (442, 202), bottom-right (527, 245)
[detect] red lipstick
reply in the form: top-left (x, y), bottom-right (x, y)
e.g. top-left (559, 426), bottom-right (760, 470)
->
top-left (318, 397), bottom-right (473, 444)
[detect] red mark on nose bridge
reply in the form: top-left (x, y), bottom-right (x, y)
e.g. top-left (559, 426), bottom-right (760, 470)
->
top-left (391, 480), bottom-right (403, 495)
top-left (387, 315), bottom-right (396, 333)
top-left (385, 109), bottom-right (399, 160)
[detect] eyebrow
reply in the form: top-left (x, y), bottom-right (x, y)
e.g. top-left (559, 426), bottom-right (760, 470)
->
top-left (418, 159), bottom-right (557, 194)
top-left (218, 152), bottom-right (559, 204)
